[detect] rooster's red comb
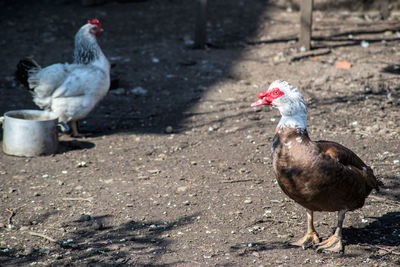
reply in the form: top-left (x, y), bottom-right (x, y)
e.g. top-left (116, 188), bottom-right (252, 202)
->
top-left (88, 19), bottom-right (101, 27)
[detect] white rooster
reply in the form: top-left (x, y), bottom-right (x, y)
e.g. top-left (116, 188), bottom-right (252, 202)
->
top-left (16, 19), bottom-right (110, 137)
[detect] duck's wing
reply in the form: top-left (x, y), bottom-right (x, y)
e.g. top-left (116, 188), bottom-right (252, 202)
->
top-left (315, 140), bottom-right (381, 192)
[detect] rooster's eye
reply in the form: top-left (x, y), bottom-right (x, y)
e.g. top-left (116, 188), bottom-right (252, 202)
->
top-left (274, 91), bottom-right (279, 94)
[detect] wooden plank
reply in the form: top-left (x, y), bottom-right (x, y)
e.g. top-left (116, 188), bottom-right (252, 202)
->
top-left (194, 0), bottom-right (208, 49)
top-left (299, 0), bottom-right (313, 51)
top-left (380, 0), bottom-right (390, 20)
top-left (289, 48), bottom-right (331, 62)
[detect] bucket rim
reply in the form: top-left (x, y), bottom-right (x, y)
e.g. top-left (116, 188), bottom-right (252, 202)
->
top-left (4, 109), bottom-right (58, 122)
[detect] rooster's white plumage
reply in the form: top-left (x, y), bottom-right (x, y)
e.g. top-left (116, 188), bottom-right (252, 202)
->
top-left (16, 19), bottom-right (110, 137)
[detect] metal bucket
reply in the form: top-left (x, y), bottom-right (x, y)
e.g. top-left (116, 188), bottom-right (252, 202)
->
top-left (1, 110), bottom-right (59, 157)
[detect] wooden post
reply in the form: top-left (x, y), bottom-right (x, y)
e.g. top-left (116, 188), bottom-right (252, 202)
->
top-left (299, 0), bottom-right (313, 51)
top-left (380, 0), bottom-right (390, 20)
top-left (194, 0), bottom-right (207, 49)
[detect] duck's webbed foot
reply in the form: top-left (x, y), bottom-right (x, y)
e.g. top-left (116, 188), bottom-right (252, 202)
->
top-left (317, 210), bottom-right (346, 253)
top-left (317, 233), bottom-right (343, 253)
top-left (290, 209), bottom-right (320, 249)
top-left (291, 231), bottom-right (320, 249)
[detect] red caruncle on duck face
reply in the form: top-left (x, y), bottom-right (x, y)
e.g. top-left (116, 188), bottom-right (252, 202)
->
top-left (251, 88), bottom-right (284, 107)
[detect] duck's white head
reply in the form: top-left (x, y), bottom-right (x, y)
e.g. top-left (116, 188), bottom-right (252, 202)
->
top-left (251, 80), bottom-right (307, 129)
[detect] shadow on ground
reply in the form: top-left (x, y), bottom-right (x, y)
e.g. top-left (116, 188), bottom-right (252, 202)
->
top-left (0, 0), bottom-right (274, 137)
top-left (58, 140), bottom-right (96, 154)
top-left (344, 211), bottom-right (400, 247)
top-left (228, 211), bottom-right (400, 258)
top-left (0, 213), bottom-right (199, 266)
top-left (1, 1), bottom-right (396, 137)
top-left (378, 175), bottom-right (400, 202)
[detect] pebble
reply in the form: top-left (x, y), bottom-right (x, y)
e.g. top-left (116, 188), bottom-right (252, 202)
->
top-left (12, 175), bottom-right (26, 180)
top-left (177, 186), bottom-right (188, 192)
top-left (75, 161), bottom-right (87, 168)
top-left (165, 126), bottom-right (173, 133)
top-left (148, 169), bottom-right (161, 175)
top-left (24, 246), bottom-right (35, 255)
top-left (155, 154), bottom-right (168, 161)
top-left (75, 185), bottom-right (83, 191)
top-left (19, 226), bottom-right (29, 231)
top-left (277, 234), bottom-right (292, 239)
top-left (264, 210), bottom-right (272, 215)
top-left (372, 124), bottom-right (380, 132)
top-left (79, 214), bottom-right (91, 222)
top-left (224, 126), bottom-right (239, 133)
top-left (130, 86), bottom-right (148, 96)
top-left (378, 129), bottom-right (390, 135)
top-left (92, 220), bottom-right (103, 230)
top-left (110, 88), bottom-right (125, 95)
top-left (378, 249), bottom-right (388, 256)
top-left (52, 253), bottom-right (63, 260)
top-left (361, 40), bottom-right (369, 48)
top-left (244, 199), bottom-right (253, 204)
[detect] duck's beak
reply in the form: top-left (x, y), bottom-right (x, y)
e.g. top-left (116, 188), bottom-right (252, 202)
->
top-left (251, 91), bottom-right (271, 107)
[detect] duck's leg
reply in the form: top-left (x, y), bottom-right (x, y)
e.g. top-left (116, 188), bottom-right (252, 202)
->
top-left (317, 210), bottom-right (346, 253)
top-left (291, 209), bottom-right (320, 249)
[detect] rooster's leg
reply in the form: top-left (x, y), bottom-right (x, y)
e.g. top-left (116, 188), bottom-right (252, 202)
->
top-left (70, 120), bottom-right (81, 137)
top-left (291, 209), bottom-right (320, 249)
top-left (317, 210), bottom-right (346, 253)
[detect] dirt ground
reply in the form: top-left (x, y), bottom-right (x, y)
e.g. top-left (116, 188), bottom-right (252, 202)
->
top-left (0, 0), bottom-right (399, 266)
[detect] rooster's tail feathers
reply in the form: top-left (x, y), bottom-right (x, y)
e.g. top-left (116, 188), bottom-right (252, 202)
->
top-left (16, 58), bottom-right (41, 90)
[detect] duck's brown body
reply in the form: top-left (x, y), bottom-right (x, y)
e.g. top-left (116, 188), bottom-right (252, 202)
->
top-left (252, 80), bottom-right (381, 252)
top-left (272, 127), bottom-right (379, 213)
